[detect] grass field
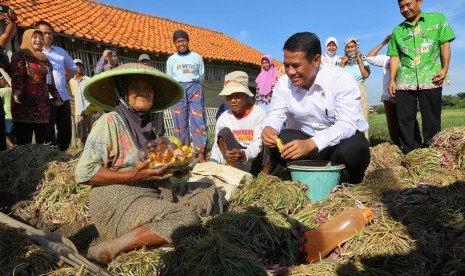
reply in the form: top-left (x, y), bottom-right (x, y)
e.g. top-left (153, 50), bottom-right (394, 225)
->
top-left (368, 107), bottom-right (465, 146)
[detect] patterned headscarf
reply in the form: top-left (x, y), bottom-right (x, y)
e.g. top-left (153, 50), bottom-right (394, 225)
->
top-left (255, 54), bottom-right (277, 96)
top-left (344, 37), bottom-right (360, 66)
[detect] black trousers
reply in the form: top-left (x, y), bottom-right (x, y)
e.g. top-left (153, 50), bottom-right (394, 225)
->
top-left (217, 127), bottom-right (264, 176)
top-left (47, 100), bottom-right (72, 151)
top-left (269, 129), bottom-right (370, 184)
top-left (396, 87), bottom-right (442, 153)
top-left (15, 122), bottom-right (48, 145)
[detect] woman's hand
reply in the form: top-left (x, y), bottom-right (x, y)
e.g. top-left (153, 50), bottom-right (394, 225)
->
top-left (356, 50), bottom-right (363, 63)
top-left (51, 97), bottom-right (64, 107)
top-left (129, 160), bottom-right (173, 182)
top-left (340, 55), bottom-right (348, 67)
top-left (13, 90), bottom-right (21, 104)
top-left (172, 167), bottom-right (191, 179)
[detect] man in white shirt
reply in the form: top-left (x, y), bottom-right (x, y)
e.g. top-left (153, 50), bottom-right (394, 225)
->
top-left (68, 59), bottom-right (91, 147)
top-left (209, 71), bottom-right (266, 175)
top-left (261, 32), bottom-right (370, 184)
top-left (35, 21), bottom-right (77, 151)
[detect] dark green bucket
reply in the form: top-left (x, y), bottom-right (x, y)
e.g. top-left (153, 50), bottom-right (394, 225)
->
top-left (288, 160), bottom-right (345, 202)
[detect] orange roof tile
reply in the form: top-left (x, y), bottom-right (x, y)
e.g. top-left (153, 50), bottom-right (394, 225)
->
top-left (6, 0), bottom-right (283, 67)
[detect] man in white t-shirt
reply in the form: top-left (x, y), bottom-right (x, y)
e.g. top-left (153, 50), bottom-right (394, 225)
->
top-left (261, 32), bottom-right (370, 184)
top-left (366, 35), bottom-right (421, 149)
top-left (209, 71), bottom-right (266, 175)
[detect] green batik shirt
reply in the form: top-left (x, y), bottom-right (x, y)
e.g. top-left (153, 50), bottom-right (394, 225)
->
top-left (387, 12), bottom-right (455, 90)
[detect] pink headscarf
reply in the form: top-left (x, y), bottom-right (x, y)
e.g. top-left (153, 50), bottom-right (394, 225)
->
top-left (255, 54), bottom-right (277, 95)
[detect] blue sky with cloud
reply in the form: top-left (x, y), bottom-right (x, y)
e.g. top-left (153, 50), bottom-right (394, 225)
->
top-left (100, 0), bottom-right (464, 106)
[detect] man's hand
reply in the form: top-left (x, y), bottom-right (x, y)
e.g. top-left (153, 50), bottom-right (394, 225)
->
top-left (129, 160), bottom-right (173, 182)
top-left (225, 149), bottom-right (244, 162)
top-left (388, 79), bottom-right (397, 97)
top-left (280, 138), bottom-right (317, 160)
top-left (432, 68), bottom-right (447, 85)
top-left (103, 49), bottom-right (112, 58)
top-left (7, 9), bottom-right (17, 22)
top-left (0, 10), bottom-right (16, 24)
top-left (262, 126), bottom-right (279, 147)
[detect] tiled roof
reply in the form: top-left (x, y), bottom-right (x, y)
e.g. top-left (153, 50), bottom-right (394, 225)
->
top-left (7, 0), bottom-right (282, 67)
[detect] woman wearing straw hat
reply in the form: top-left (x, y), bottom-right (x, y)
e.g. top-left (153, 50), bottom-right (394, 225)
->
top-left (210, 71), bottom-right (266, 175)
top-left (75, 63), bottom-right (223, 264)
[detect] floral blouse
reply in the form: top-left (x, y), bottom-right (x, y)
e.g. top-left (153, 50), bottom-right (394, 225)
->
top-left (75, 112), bottom-right (139, 184)
top-left (11, 51), bottom-right (60, 123)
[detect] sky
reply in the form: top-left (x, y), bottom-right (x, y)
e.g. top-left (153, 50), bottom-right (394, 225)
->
top-left (98, 0), bottom-right (464, 106)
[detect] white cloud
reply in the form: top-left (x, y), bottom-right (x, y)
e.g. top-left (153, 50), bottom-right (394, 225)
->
top-left (235, 31), bottom-right (249, 41)
top-left (426, 1), bottom-right (465, 49)
top-left (427, 0), bottom-right (465, 21)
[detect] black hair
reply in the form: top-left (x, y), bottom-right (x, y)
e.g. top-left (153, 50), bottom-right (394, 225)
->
top-left (283, 32), bottom-right (321, 61)
top-left (105, 46), bottom-right (118, 53)
top-left (34, 21), bottom-right (54, 32)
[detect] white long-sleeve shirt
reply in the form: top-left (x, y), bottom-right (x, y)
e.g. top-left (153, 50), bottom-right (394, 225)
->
top-left (262, 63), bottom-right (368, 151)
top-left (365, 55), bottom-right (393, 102)
top-left (210, 105), bottom-right (266, 172)
top-left (42, 45), bottom-right (77, 101)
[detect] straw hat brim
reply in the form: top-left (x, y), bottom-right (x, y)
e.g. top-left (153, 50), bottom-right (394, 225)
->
top-left (84, 63), bottom-right (184, 112)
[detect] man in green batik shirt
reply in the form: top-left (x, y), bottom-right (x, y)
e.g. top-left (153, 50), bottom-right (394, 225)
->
top-left (387, 0), bottom-right (455, 153)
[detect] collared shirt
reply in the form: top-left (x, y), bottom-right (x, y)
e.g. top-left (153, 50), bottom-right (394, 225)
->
top-left (42, 45), bottom-right (78, 101)
top-left (262, 63), bottom-right (368, 151)
top-left (69, 75), bottom-right (91, 115)
top-left (166, 51), bottom-right (205, 83)
top-left (387, 11), bottom-right (455, 90)
top-left (365, 55), bottom-right (393, 102)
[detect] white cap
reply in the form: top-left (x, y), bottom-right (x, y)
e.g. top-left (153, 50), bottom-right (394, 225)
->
top-left (138, 54), bottom-right (150, 62)
top-left (74, 59), bottom-right (83, 65)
